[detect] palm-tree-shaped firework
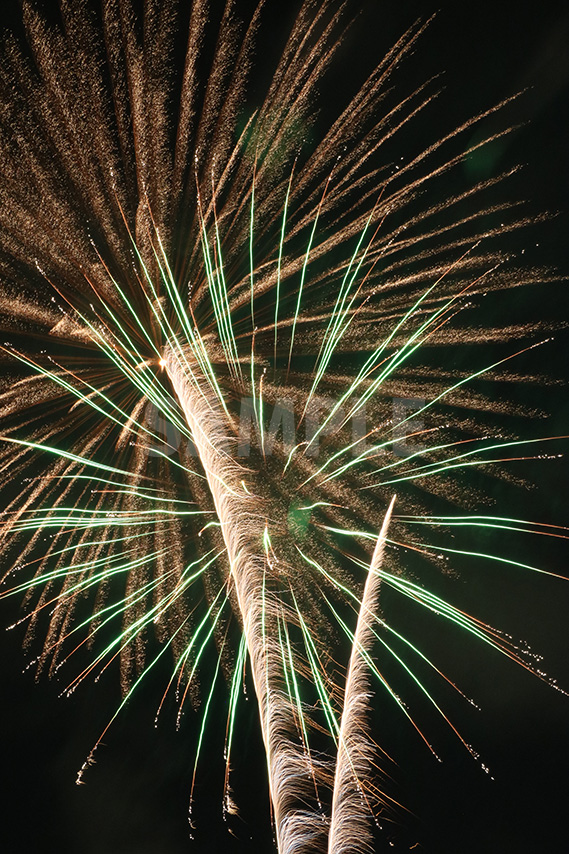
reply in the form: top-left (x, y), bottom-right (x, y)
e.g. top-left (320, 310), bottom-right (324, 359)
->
top-left (0, 1), bottom-right (566, 851)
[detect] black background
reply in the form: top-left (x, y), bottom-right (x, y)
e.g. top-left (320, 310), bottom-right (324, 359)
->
top-left (1, 1), bottom-right (569, 852)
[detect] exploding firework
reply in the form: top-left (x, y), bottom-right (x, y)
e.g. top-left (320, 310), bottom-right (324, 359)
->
top-left (0, 1), bottom-right (567, 851)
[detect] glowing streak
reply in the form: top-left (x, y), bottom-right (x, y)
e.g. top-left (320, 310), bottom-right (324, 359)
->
top-left (291, 593), bottom-right (339, 744)
top-left (287, 173), bottom-right (332, 374)
top-left (274, 164), bottom-right (296, 366)
top-left (223, 634), bottom-right (248, 816)
top-left (328, 496), bottom-right (395, 853)
top-left (190, 651), bottom-right (223, 807)
top-left (164, 348), bottom-right (317, 853)
top-left (305, 200), bottom-right (385, 417)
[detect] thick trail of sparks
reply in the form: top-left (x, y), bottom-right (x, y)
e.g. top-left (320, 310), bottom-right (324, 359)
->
top-left (328, 497), bottom-right (396, 854)
top-left (164, 346), bottom-right (323, 854)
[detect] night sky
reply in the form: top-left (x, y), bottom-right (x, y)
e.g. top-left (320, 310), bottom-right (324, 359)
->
top-left (1, 1), bottom-right (569, 852)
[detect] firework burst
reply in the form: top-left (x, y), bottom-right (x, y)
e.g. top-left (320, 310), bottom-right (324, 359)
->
top-left (0, 1), bottom-right (566, 851)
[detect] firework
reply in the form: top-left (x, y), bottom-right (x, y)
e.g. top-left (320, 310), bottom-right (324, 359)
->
top-left (0, 1), bottom-right (566, 851)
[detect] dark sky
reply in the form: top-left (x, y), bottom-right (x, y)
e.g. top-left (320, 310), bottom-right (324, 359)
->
top-left (1, 1), bottom-right (569, 852)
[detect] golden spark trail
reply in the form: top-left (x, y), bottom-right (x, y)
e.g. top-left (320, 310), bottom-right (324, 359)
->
top-left (328, 496), bottom-right (396, 854)
top-left (164, 345), bottom-right (322, 854)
